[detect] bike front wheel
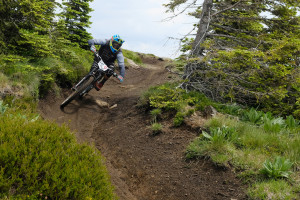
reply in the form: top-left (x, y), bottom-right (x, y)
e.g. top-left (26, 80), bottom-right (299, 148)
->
top-left (60, 76), bottom-right (95, 109)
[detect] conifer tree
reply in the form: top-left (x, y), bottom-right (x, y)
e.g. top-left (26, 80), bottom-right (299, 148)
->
top-left (61, 0), bottom-right (94, 49)
top-left (164, 0), bottom-right (300, 117)
top-left (0, 0), bottom-right (58, 55)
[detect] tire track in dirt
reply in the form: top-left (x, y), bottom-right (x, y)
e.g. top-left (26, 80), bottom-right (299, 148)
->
top-left (38, 56), bottom-right (247, 200)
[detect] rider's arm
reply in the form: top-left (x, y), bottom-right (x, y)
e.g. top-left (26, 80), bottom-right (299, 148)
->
top-left (88, 39), bottom-right (107, 46)
top-left (116, 51), bottom-right (125, 78)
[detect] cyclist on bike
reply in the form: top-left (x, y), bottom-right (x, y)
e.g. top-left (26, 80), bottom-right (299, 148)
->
top-left (88, 35), bottom-right (125, 91)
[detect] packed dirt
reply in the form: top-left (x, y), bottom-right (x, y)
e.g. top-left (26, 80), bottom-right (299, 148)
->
top-left (38, 54), bottom-right (247, 200)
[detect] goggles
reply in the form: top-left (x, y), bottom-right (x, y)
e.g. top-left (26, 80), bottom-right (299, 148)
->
top-left (112, 40), bottom-right (122, 50)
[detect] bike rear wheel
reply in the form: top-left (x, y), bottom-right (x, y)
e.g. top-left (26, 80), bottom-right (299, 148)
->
top-left (60, 76), bottom-right (94, 109)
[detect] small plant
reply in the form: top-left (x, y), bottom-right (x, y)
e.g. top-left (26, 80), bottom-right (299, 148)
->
top-left (151, 122), bottom-right (163, 135)
top-left (285, 115), bottom-right (299, 128)
top-left (202, 126), bottom-right (238, 143)
top-left (0, 100), bottom-right (8, 114)
top-left (242, 108), bottom-right (263, 124)
top-left (263, 117), bottom-right (286, 133)
top-left (260, 112), bottom-right (273, 122)
top-left (218, 103), bottom-right (243, 116)
top-left (150, 108), bottom-right (162, 123)
top-left (260, 156), bottom-right (293, 179)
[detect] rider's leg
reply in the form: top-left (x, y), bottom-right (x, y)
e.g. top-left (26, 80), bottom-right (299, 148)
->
top-left (95, 74), bottom-right (111, 91)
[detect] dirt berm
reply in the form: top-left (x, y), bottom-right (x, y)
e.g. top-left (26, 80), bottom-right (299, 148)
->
top-left (38, 55), bottom-right (247, 200)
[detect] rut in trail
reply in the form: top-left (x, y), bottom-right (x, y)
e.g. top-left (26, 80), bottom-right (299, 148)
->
top-left (39, 55), bottom-right (247, 200)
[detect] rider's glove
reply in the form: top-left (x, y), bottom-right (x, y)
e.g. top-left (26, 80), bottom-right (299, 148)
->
top-left (117, 75), bottom-right (124, 83)
top-left (90, 45), bottom-right (97, 53)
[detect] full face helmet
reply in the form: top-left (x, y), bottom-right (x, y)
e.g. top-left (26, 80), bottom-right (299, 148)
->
top-left (110, 35), bottom-right (125, 53)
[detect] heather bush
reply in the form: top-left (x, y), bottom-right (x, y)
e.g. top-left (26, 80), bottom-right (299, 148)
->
top-left (0, 108), bottom-right (116, 200)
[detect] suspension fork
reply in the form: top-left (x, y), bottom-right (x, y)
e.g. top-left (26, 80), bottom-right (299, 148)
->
top-left (79, 73), bottom-right (104, 96)
top-left (73, 69), bottom-right (96, 90)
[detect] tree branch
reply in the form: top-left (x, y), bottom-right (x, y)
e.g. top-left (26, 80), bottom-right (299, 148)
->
top-left (210, 23), bottom-right (250, 33)
top-left (162, 0), bottom-right (198, 22)
top-left (211, 0), bottom-right (242, 17)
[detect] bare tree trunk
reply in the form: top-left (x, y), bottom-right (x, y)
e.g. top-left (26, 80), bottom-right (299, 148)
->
top-left (191, 0), bottom-right (213, 56)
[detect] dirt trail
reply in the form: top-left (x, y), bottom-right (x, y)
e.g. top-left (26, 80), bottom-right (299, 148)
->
top-left (38, 55), bottom-right (247, 200)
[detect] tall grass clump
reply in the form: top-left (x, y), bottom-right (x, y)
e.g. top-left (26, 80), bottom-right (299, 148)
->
top-left (0, 108), bottom-right (116, 200)
top-left (186, 125), bottom-right (238, 165)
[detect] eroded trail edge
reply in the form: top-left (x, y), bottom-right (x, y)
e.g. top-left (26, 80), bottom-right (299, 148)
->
top-left (39, 56), bottom-right (247, 200)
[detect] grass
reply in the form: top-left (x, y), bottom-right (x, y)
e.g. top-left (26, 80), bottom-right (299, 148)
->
top-left (140, 83), bottom-right (300, 199)
top-left (0, 46), bottom-right (91, 99)
top-left (0, 72), bottom-right (9, 88)
top-left (186, 114), bottom-right (300, 199)
top-left (122, 49), bottom-right (143, 65)
top-left (248, 180), bottom-right (298, 200)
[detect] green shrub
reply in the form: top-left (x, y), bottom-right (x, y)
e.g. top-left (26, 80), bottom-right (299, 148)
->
top-left (173, 112), bottom-right (185, 127)
top-left (260, 157), bottom-right (293, 179)
top-left (0, 109), bottom-right (116, 199)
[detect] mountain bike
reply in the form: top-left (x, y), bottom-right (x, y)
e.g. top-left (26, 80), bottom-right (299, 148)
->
top-left (60, 51), bottom-right (120, 109)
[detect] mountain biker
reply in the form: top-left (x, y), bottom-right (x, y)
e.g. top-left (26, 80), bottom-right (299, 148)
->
top-left (88, 35), bottom-right (125, 91)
